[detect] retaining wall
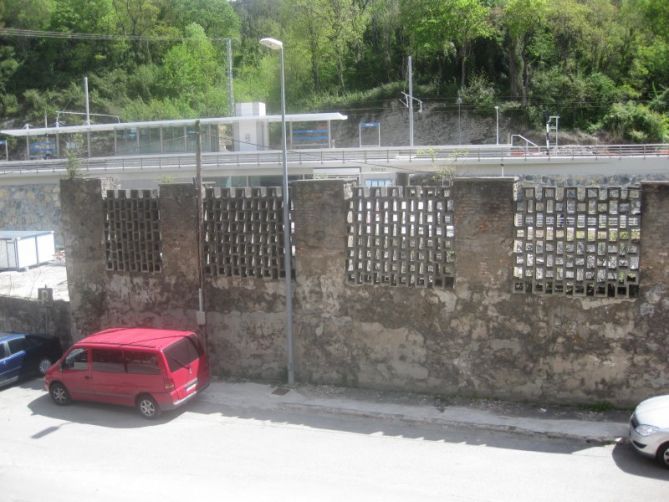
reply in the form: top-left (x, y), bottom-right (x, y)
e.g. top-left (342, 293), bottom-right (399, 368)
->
top-left (60, 178), bottom-right (669, 406)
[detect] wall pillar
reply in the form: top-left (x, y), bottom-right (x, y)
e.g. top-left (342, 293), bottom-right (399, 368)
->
top-left (60, 178), bottom-right (106, 340)
top-left (640, 182), bottom-right (669, 286)
top-left (158, 183), bottom-right (200, 312)
top-left (292, 180), bottom-right (349, 380)
top-left (452, 178), bottom-right (515, 292)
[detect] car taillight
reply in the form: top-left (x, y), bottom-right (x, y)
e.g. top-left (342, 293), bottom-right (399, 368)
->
top-left (164, 379), bottom-right (175, 391)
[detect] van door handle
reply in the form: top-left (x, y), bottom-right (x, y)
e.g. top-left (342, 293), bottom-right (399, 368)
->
top-left (84, 375), bottom-right (91, 380)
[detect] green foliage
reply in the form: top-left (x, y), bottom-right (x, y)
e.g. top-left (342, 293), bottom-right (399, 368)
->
top-left (65, 149), bottom-right (81, 179)
top-left (458, 74), bottom-right (497, 113)
top-left (0, 0), bottom-right (665, 146)
top-left (601, 102), bottom-right (668, 143)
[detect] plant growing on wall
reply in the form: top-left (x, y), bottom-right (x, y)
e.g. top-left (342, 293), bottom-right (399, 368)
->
top-left (64, 133), bottom-right (84, 180)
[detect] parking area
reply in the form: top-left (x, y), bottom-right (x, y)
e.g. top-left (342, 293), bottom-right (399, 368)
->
top-left (2, 376), bottom-right (668, 502)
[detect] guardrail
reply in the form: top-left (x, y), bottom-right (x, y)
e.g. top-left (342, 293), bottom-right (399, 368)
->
top-left (1, 144), bottom-right (668, 175)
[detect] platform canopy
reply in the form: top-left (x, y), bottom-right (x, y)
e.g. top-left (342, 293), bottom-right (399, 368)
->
top-left (0, 112), bottom-right (348, 137)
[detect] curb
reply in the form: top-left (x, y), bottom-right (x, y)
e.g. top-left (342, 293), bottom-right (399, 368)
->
top-left (277, 401), bottom-right (624, 444)
top-left (204, 390), bottom-right (627, 445)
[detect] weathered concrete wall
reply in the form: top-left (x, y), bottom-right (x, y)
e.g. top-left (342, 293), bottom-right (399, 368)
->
top-left (0, 295), bottom-right (71, 347)
top-left (0, 184), bottom-right (62, 246)
top-left (60, 178), bottom-right (669, 405)
top-left (60, 179), bottom-right (107, 340)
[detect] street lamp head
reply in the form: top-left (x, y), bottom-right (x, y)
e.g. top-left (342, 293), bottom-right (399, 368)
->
top-left (260, 37), bottom-right (283, 50)
top-left (495, 105), bottom-right (499, 111)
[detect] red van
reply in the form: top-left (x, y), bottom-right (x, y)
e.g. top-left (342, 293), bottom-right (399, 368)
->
top-left (44, 327), bottom-right (210, 419)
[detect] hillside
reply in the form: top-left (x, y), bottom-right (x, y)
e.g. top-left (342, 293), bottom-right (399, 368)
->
top-left (0, 0), bottom-right (667, 145)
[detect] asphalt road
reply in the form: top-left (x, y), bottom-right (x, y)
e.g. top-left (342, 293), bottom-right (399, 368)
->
top-left (1, 379), bottom-right (667, 502)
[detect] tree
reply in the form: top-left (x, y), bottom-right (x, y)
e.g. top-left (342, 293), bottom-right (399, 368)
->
top-left (403, 0), bottom-right (493, 87)
top-left (160, 23), bottom-right (221, 105)
top-left (112, 0), bottom-right (160, 63)
top-left (500, 0), bottom-right (549, 107)
top-left (169, 0), bottom-right (240, 39)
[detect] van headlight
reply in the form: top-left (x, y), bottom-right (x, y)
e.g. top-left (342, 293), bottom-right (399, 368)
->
top-left (635, 424), bottom-right (660, 437)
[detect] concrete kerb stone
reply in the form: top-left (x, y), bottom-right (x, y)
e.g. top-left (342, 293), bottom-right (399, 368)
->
top-left (199, 381), bottom-right (629, 445)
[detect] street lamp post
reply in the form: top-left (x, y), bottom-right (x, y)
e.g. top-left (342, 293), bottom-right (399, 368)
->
top-left (495, 105), bottom-right (500, 145)
top-left (456, 96), bottom-right (462, 145)
top-left (260, 37), bottom-right (294, 386)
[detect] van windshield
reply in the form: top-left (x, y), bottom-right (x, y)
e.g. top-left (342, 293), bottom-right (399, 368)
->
top-left (164, 337), bottom-right (199, 372)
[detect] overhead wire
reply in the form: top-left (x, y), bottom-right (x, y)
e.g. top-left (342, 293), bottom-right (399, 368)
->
top-left (0, 27), bottom-right (230, 43)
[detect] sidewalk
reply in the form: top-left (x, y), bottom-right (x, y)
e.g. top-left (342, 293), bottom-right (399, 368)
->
top-left (200, 380), bottom-right (630, 444)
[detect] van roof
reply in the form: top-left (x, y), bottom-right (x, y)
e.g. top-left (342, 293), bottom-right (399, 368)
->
top-left (80, 328), bottom-right (196, 351)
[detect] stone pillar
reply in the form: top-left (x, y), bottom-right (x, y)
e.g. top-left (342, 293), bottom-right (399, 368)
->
top-left (452, 178), bottom-right (515, 292)
top-left (60, 178), bottom-right (106, 340)
top-left (158, 183), bottom-right (200, 311)
top-left (293, 180), bottom-right (349, 294)
top-left (292, 180), bottom-right (349, 379)
top-left (640, 182), bottom-right (669, 286)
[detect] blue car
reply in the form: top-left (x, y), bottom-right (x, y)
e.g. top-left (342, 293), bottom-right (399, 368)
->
top-left (0, 333), bottom-right (63, 387)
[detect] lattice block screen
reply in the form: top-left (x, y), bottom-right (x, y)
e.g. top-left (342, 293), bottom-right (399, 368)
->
top-left (203, 187), bottom-right (293, 279)
top-left (346, 186), bottom-right (455, 288)
top-left (104, 190), bottom-right (162, 273)
top-left (513, 186), bottom-right (641, 297)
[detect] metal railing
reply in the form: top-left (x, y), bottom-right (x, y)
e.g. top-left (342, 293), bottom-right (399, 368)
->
top-left (1, 144), bottom-right (668, 176)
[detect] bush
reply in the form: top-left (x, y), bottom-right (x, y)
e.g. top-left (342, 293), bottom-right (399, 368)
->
top-left (601, 102), bottom-right (668, 143)
top-left (458, 74), bottom-right (496, 114)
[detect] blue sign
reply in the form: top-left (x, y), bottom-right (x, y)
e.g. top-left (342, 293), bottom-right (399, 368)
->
top-left (29, 140), bottom-right (56, 159)
top-left (360, 122), bottom-right (380, 128)
top-left (0, 140), bottom-right (6, 145)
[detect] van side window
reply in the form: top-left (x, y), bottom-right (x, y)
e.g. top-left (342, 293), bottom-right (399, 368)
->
top-left (63, 348), bottom-right (88, 371)
top-left (164, 338), bottom-right (199, 372)
top-left (92, 349), bottom-right (124, 373)
top-left (125, 351), bottom-right (161, 375)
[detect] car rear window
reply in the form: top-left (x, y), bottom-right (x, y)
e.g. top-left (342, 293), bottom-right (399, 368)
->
top-left (125, 351), bottom-right (161, 375)
top-left (164, 337), bottom-right (199, 372)
top-left (8, 338), bottom-right (25, 354)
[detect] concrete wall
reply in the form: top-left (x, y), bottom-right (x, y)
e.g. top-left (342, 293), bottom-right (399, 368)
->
top-left (0, 184), bottom-right (62, 247)
top-left (60, 178), bottom-right (669, 406)
top-left (0, 295), bottom-right (71, 347)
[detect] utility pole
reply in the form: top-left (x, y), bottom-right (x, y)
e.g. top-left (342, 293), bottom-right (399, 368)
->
top-left (400, 56), bottom-right (422, 148)
top-left (84, 76), bottom-right (91, 157)
top-left (408, 56), bottom-right (414, 147)
top-left (194, 120), bottom-right (208, 350)
top-left (227, 38), bottom-right (234, 116)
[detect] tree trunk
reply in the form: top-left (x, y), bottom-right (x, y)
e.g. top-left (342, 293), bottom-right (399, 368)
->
top-left (508, 38), bottom-right (523, 104)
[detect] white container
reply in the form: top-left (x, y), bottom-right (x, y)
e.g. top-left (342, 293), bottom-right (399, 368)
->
top-left (0, 231), bottom-right (56, 270)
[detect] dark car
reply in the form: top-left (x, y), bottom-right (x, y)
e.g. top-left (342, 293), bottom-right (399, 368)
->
top-left (0, 332), bottom-right (63, 387)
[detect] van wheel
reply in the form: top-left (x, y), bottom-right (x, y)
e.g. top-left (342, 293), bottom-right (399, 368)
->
top-left (137, 394), bottom-right (161, 419)
top-left (50, 382), bottom-right (71, 405)
top-left (38, 357), bottom-right (52, 375)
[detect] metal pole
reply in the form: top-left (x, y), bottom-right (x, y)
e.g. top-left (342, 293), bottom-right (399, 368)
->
top-left (495, 106), bottom-right (499, 145)
top-left (408, 56), bottom-right (414, 147)
top-left (195, 120), bottom-right (208, 350)
top-left (457, 97), bottom-right (462, 145)
top-left (84, 76), bottom-right (91, 157)
top-left (279, 45), bottom-right (295, 386)
top-left (556, 116), bottom-right (559, 150)
top-left (227, 38), bottom-right (235, 116)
